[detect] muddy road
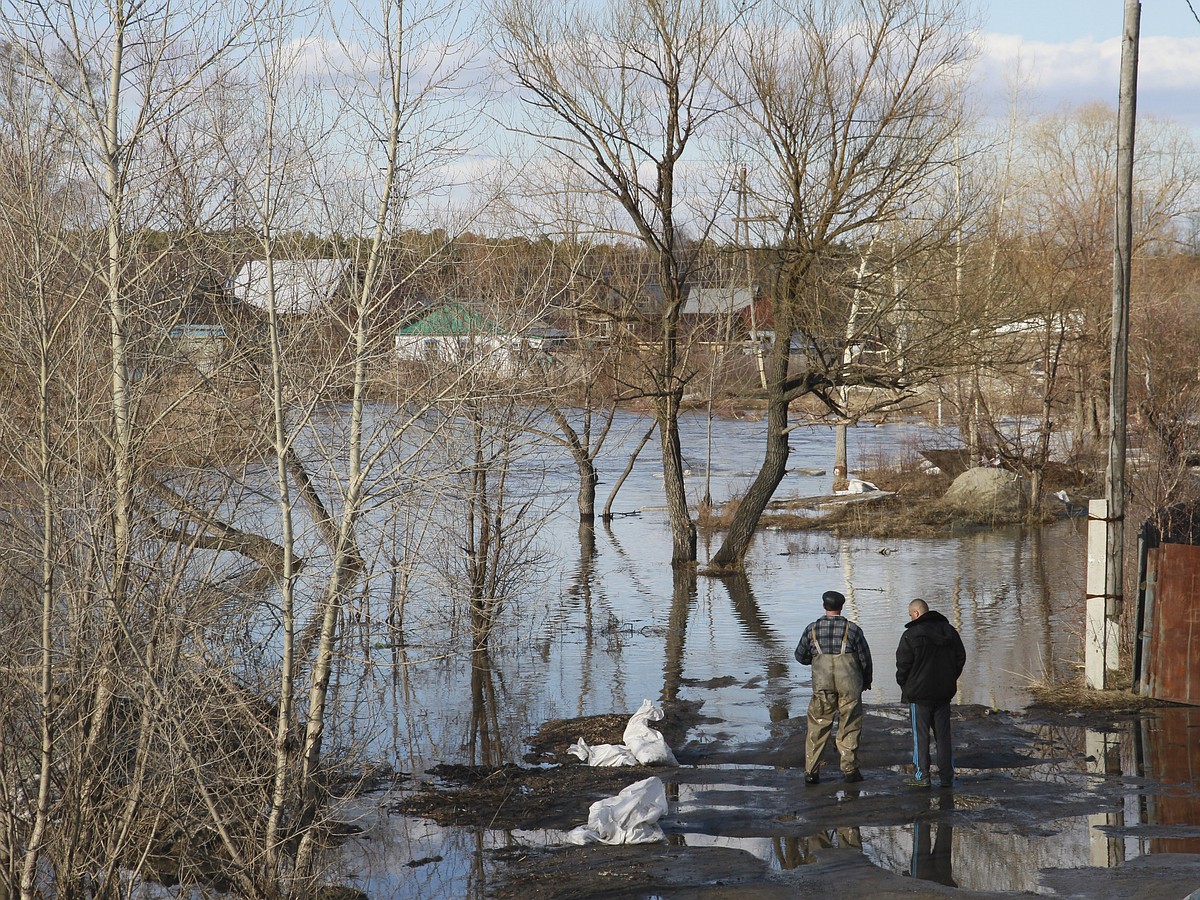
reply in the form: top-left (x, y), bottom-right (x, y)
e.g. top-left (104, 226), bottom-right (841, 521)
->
top-left (388, 701), bottom-right (1200, 899)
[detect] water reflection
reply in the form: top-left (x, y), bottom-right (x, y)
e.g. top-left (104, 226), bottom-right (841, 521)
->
top-left (662, 569), bottom-right (697, 702)
top-left (910, 794), bottom-right (957, 888)
top-left (345, 707), bottom-right (1200, 898)
top-left (776, 827), bottom-right (864, 868)
top-left (468, 647), bottom-right (502, 766)
top-left (1087, 728), bottom-right (1125, 867)
top-left (569, 523), bottom-right (599, 714)
top-left (1137, 708), bottom-right (1200, 855)
top-left (723, 574), bottom-right (791, 722)
top-left (336, 810), bottom-right (493, 900)
top-left (325, 413), bottom-right (1114, 895)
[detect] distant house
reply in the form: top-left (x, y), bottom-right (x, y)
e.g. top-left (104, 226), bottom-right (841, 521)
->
top-left (228, 259), bottom-right (356, 315)
top-left (155, 266), bottom-right (260, 378)
top-left (680, 286), bottom-right (765, 343)
top-left (395, 303), bottom-right (558, 376)
top-left (169, 323), bottom-right (228, 377)
top-left (682, 287), bottom-right (755, 317)
top-left (985, 312), bottom-right (1085, 379)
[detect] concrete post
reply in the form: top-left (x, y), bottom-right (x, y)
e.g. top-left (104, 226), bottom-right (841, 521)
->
top-left (1087, 499), bottom-right (1121, 688)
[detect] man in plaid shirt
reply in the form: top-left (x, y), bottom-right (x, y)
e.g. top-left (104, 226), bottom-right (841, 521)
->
top-left (794, 590), bottom-right (873, 784)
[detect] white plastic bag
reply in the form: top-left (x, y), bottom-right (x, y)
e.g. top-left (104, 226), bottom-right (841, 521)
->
top-left (565, 776), bottom-right (668, 845)
top-left (622, 699), bottom-right (679, 766)
top-left (567, 738), bottom-right (637, 767)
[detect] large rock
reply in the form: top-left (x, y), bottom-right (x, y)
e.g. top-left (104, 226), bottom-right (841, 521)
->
top-left (943, 467), bottom-right (1029, 519)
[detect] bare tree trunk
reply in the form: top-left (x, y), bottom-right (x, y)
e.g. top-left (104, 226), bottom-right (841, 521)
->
top-left (658, 390), bottom-right (696, 565)
top-left (20, 256), bottom-right (57, 900)
top-left (144, 476), bottom-right (293, 571)
top-left (284, 446), bottom-right (361, 567)
top-left (263, 252), bottom-right (302, 876)
top-left (604, 422), bottom-right (656, 520)
top-left (832, 242), bottom-right (878, 489)
top-left (79, 7), bottom-right (135, 784)
top-left (707, 339), bottom-right (793, 574)
top-left (294, 0), bottom-right (430, 869)
top-left (548, 406), bottom-right (608, 522)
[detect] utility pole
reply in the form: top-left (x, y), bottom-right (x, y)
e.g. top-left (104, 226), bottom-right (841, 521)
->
top-left (1087, 0), bottom-right (1139, 690)
top-left (734, 168), bottom-right (772, 390)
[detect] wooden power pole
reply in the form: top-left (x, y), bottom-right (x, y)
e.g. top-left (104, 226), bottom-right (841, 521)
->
top-left (1087, 0), bottom-right (1140, 689)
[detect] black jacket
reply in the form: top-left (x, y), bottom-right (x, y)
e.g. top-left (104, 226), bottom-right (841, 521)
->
top-left (895, 610), bottom-right (966, 705)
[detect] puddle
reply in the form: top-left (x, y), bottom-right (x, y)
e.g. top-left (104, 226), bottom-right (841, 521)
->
top-left (355, 796), bottom-right (1159, 897)
top-left (388, 709), bottom-right (1200, 895)
top-left (333, 805), bottom-right (517, 900)
top-left (860, 816), bottom-right (1145, 893)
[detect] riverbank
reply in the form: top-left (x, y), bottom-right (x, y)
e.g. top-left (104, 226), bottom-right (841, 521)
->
top-left (393, 700), bottom-right (1200, 898)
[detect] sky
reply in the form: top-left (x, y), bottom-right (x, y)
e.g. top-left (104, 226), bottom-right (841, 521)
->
top-left (977, 0), bottom-right (1200, 125)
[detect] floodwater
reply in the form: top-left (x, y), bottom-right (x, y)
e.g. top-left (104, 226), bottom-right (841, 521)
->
top-left (316, 410), bottom-right (1169, 898)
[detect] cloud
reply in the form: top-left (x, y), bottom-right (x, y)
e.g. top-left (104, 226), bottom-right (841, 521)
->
top-left (975, 32), bottom-right (1200, 127)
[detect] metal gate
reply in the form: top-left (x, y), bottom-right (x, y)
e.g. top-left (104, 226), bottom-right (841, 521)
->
top-left (1140, 542), bottom-right (1200, 704)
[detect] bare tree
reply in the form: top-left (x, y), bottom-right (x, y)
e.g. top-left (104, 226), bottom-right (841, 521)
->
top-left (707, 0), bottom-right (975, 573)
top-left (1017, 102), bottom-right (1197, 455)
top-left (0, 2), bottom-right (268, 894)
top-left (494, 0), bottom-right (742, 566)
top-left (0, 44), bottom-right (93, 899)
top-left (947, 102), bottom-right (1198, 515)
top-left (1131, 256), bottom-right (1200, 508)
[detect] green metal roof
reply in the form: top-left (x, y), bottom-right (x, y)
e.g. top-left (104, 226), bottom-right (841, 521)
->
top-left (397, 303), bottom-right (500, 336)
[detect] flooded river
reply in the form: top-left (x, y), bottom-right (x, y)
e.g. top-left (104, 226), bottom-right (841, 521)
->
top-left (324, 411), bottom-right (1110, 897)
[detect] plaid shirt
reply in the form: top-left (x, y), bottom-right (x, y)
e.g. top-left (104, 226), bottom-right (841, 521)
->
top-left (794, 615), bottom-right (873, 690)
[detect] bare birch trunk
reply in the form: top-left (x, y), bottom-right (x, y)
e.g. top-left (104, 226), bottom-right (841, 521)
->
top-left (19, 251), bottom-right (57, 900)
top-left (293, 1), bottom-right (415, 869)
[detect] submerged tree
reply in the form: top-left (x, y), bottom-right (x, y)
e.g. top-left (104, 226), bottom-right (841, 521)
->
top-left (707, 0), bottom-right (976, 573)
top-left (494, 0), bottom-right (742, 566)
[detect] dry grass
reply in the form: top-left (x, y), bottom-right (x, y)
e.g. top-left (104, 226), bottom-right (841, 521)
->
top-left (697, 455), bottom-right (1093, 540)
top-left (143, 378), bottom-right (273, 468)
top-left (1024, 670), bottom-right (1168, 712)
top-left (700, 492), bottom-right (999, 539)
top-left (811, 495), bottom-right (966, 538)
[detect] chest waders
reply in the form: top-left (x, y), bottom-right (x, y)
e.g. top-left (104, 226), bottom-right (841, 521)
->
top-left (804, 622), bottom-right (865, 778)
top-left (810, 623), bottom-right (864, 696)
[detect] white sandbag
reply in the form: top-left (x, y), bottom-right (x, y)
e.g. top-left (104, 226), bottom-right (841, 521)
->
top-left (567, 738), bottom-right (637, 767)
top-left (565, 776), bottom-right (668, 845)
top-left (622, 699), bottom-right (678, 766)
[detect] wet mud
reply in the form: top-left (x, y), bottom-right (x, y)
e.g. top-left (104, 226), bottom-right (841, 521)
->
top-left (398, 701), bottom-right (1200, 898)
top-left (395, 701), bottom-right (712, 831)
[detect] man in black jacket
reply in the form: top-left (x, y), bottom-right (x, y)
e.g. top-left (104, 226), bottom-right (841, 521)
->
top-left (895, 598), bottom-right (966, 788)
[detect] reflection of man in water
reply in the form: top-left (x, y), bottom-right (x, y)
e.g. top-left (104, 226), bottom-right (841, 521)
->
top-left (896, 598), bottom-right (966, 788)
top-left (794, 590), bottom-right (873, 784)
top-left (775, 827), bottom-right (863, 869)
top-left (911, 795), bottom-right (957, 887)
